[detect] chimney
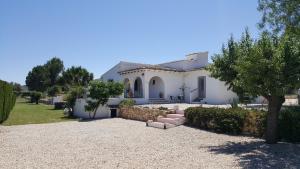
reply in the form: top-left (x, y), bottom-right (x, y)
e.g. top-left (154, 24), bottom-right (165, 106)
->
top-left (186, 52), bottom-right (208, 65)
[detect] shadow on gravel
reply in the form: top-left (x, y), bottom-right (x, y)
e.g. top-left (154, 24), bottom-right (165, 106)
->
top-left (207, 141), bottom-right (300, 169)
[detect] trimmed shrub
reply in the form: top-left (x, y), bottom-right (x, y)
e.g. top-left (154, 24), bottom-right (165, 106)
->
top-left (279, 106), bottom-right (300, 143)
top-left (119, 99), bottom-right (135, 108)
top-left (185, 106), bottom-right (300, 142)
top-left (0, 80), bottom-right (16, 123)
top-left (185, 107), bottom-right (260, 135)
top-left (243, 111), bottom-right (267, 137)
top-left (30, 91), bottom-right (42, 104)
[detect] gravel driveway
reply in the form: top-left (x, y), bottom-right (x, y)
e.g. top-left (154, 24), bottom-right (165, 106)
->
top-left (0, 118), bottom-right (299, 169)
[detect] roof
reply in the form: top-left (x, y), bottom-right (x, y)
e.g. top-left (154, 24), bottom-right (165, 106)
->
top-left (118, 59), bottom-right (206, 73)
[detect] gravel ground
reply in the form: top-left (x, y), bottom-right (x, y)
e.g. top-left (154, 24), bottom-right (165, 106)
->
top-left (0, 118), bottom-right (299, 169)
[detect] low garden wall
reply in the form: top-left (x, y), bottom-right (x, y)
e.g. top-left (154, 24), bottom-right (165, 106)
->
top-left (73, 99), bottom-right (111, 119)
top-left (120, 106), bottom-right (172, 122)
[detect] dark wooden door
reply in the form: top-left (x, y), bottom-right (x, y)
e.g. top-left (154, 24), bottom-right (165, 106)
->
top-left (111, 109), bottom-right (117, 118)
top-left (198, 76), bottom-right (206, 98)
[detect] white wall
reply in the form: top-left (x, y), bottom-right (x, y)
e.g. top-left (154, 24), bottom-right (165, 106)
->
top-left (149, 76), bottom-right (164, 98)
top-left (144, 70), bottom-right (183, 100)
top-left (118, 69), bottom-right (238, 104)
top-left (184, 70), bottom-right (238, 104)
top-left (101, 62), bottom-right (123, 82)
top-left (73, 99), bottom-right (112, 119)
top-left (52, 96), bottom-right (63, 104)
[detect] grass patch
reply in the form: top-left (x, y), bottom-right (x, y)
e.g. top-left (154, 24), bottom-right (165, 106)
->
top-left (2, 98), bottom-right (76, 126)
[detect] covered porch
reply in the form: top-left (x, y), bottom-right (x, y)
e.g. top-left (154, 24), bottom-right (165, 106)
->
top-left (120, 69), bottom-right (186, 104)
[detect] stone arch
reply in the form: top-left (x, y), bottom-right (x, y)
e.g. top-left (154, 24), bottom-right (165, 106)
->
top-left (149, 76), bottom-right (165, 98)
top-left (123, 78), bottom-right (131, 98)
top-left (134, 77), bottom-right (143, 98)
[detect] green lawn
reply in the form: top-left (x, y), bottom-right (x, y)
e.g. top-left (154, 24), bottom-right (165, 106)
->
top-left (2, 98), bottom-right (75, 126)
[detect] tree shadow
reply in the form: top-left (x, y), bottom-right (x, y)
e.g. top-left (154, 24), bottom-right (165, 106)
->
top-left (207, 140), bottom-right (300, 169)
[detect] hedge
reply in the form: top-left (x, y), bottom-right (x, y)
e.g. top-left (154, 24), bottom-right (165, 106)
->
top-left (119, 99), bottom-right (135, 108)
top-left (279, 106), bottom-right (300, 143)
top-left (0, 80), bottom-right (16, 123)
top-left (185, 107), bottom-right (249, 134)
top-left (185, 106), bottom-right (300, 142)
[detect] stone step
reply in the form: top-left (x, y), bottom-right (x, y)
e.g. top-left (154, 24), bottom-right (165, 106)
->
top-left (149, 101), bottom-right (169, 104)
top-left (166, 113), bottom-right (185, 119)
top-left (149, 98), bottom-right (169, 104)
top-left (146, 120), bottom-right (176, 129)
top-left (175, 110), bottom-right (185, 115)
top-left (157, 117), bottom-right (185, 126)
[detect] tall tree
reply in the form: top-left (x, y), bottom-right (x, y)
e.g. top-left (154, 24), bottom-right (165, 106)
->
top-left (208, 31), bottom-right (300, 144)
top-left (208, 31), bottom-right (253, 103)
top-left (61, 66), bottom-right (94, 87)
top-left (25, 65), bottom-right (48, 92)
top-left (45, 57), bottom-right (64, 86)
top-left (258, 0), bottom-right (300, 37)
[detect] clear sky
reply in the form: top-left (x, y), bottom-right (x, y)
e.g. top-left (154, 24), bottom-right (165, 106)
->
top-left (0, 0), bottom-right (261, 85)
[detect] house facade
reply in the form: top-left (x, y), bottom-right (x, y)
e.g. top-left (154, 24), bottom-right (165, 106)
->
top-left (101, 52), bottom-right (237, 104)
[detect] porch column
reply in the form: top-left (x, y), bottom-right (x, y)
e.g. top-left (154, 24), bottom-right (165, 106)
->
top-left (144, 80), bottom-right (149, 100)
top-left (143, 74), bottom-right (150, 101)
top-left (129, 78), bottom-right (135, 98)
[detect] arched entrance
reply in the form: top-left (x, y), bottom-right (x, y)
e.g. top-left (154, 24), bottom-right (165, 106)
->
top-left (149, 76), bottom-right (165, 98)
top-left (134, 77), bottom-right (143, 98)
top-left (124, 78), bottom-right (131, 98)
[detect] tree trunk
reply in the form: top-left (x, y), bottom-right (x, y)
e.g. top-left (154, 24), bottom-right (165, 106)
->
top-left (92, 103), bottom-right (100, 119)
top-left (265, 96), bottom-right (284, 144)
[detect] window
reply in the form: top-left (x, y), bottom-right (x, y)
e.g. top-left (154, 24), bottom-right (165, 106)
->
top-left (152, 80), bottom-right (156, 85)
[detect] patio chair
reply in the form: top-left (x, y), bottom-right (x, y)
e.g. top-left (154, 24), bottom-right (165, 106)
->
top-left (169, 96), bottom-right (174, 103)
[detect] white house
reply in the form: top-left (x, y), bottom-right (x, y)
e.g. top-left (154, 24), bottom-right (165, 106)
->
top-left (101, 52), bottom-right (238, 105)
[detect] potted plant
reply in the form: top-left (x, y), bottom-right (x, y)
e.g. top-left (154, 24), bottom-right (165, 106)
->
top-left (159, 92), bottom-right (164, 98)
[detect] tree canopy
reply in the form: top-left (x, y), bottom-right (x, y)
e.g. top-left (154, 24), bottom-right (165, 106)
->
top-left (26, 58), bottom-right (93, 94)
top-left (208, 30), bottom-right (300, 143)
top-left (85, 81), bottom-right (123, 119)
top-left (61, 66), bottom-right (94, 87)
top-left (258, 0), bottom-right (300, 37)
top-left (26, 65), bottom-right (48, 92)
top-left (45, 57), bottom-right (64, 86)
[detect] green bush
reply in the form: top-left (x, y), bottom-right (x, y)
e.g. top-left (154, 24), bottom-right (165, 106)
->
top-left (279, 106), bottom-right (300, 143)
top-left (0, 80), bottom-right (16, 123)
top-left (21, 92), bottom-right (31, 98)
top-left (65, 87), bottom-right (84, 108)
top-left (119, 99), bottom-right (135, 108)
top-left (243, 110), bottom-right (267, 137)
top-left (185, 106), bottom-right (300, 142)
top-left (47, 85), bottom-right (61, 97)
top-left (64, 86), bottom-right (84, 116)
top-left (185, 107), bottom-right (247, 134)
top-left (30, 91), bottom-right (42, 104)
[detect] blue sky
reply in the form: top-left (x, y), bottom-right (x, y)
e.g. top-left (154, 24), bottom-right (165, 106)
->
top-left (0, 0), bottom-right (261, 85)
